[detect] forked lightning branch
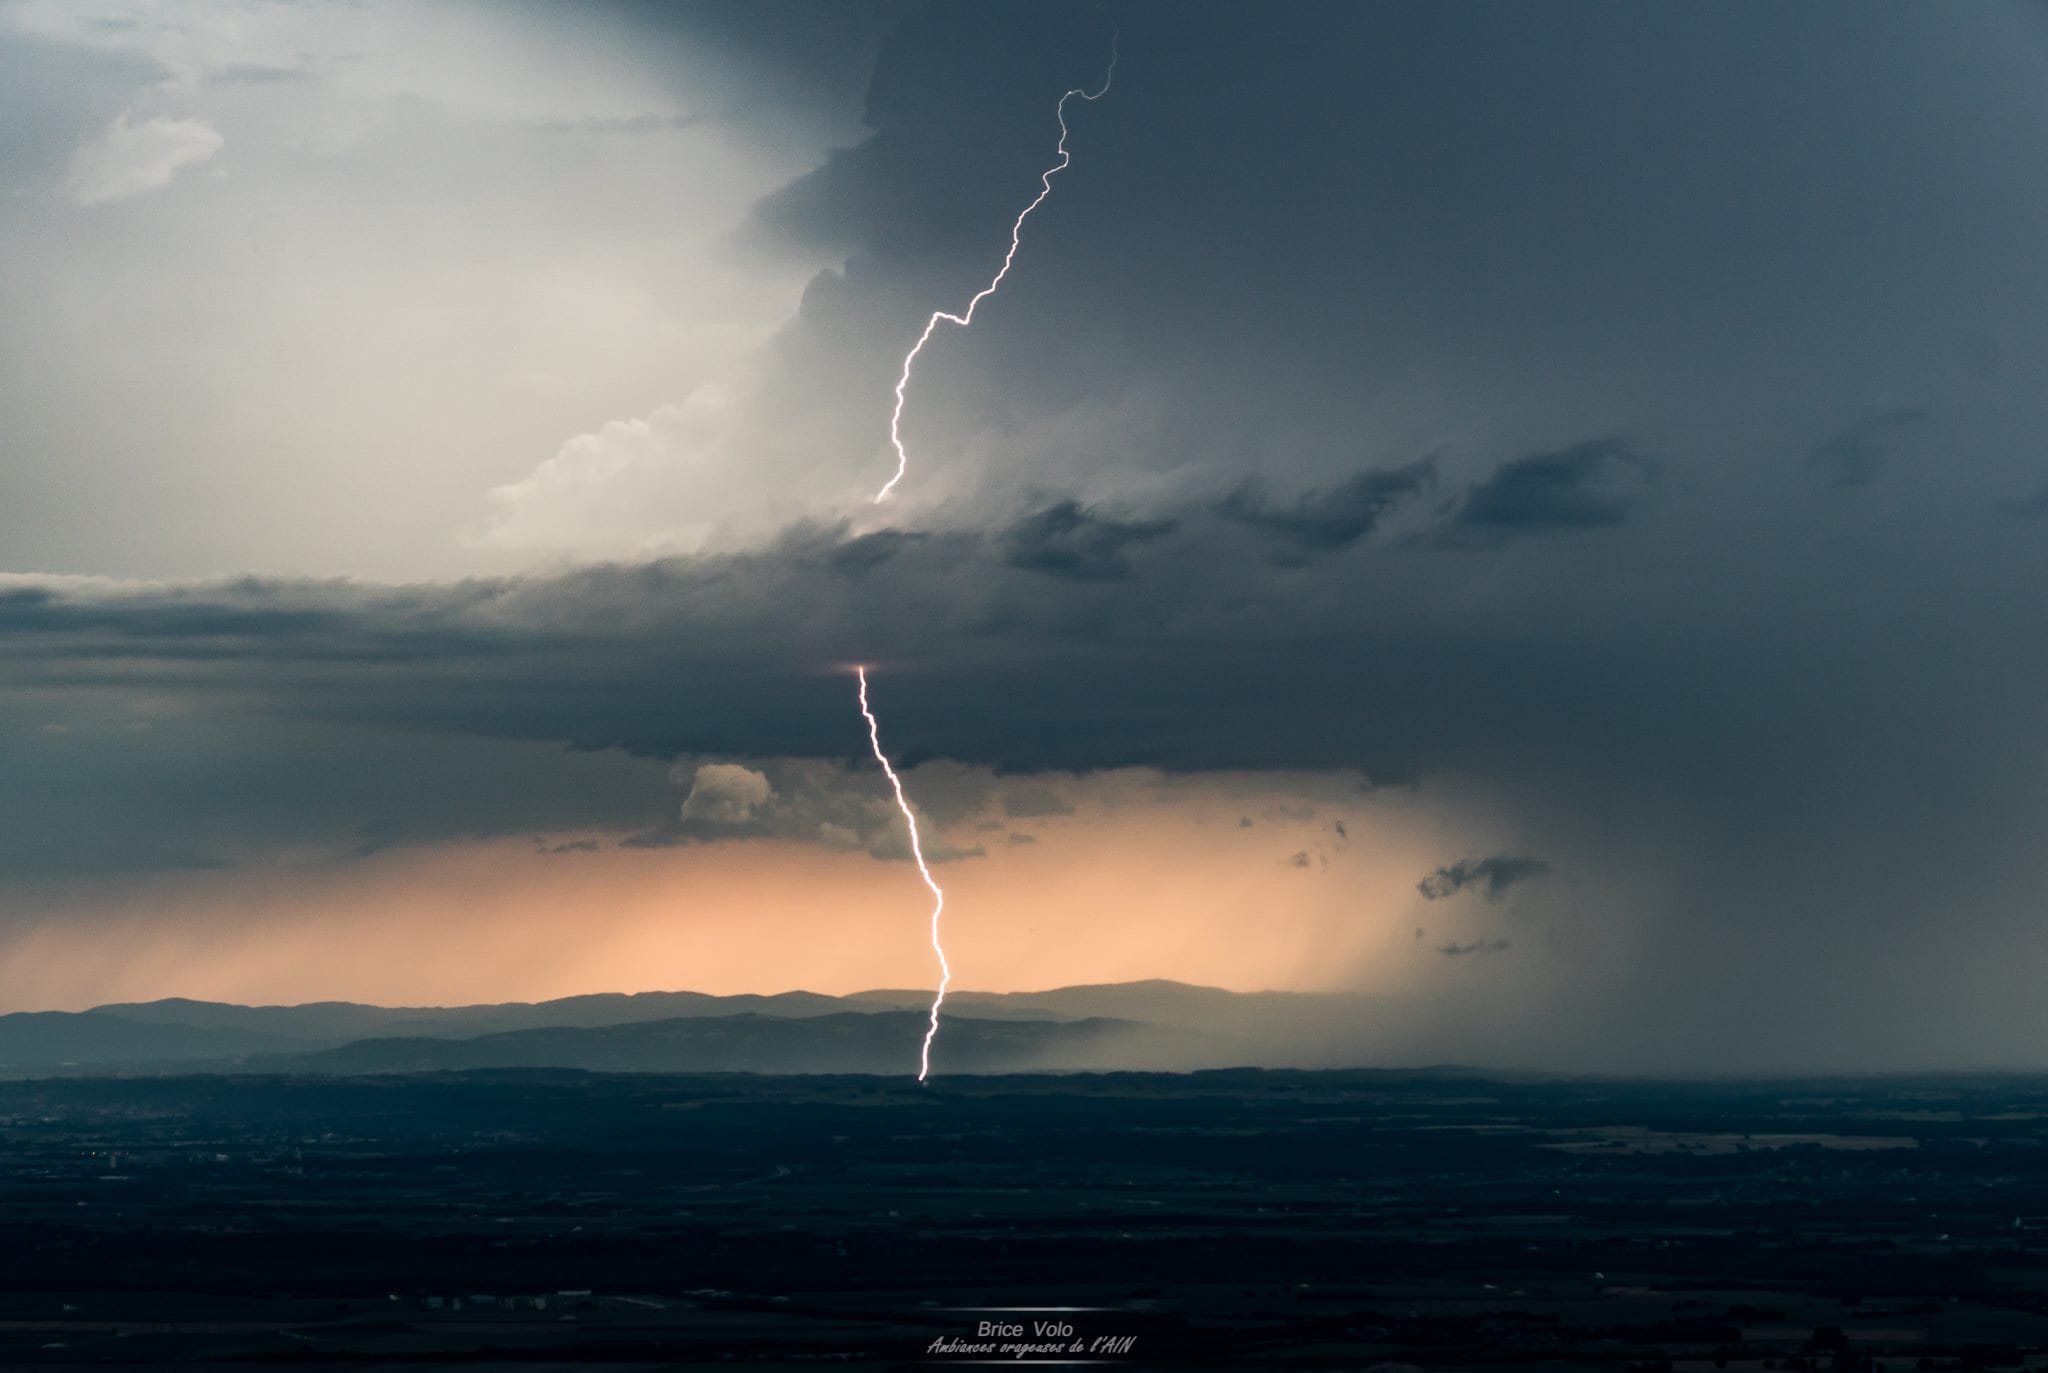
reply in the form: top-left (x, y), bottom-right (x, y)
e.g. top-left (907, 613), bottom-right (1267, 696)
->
top-left (856, 666), bottom-right (950, 1082)
top-left (854, 16), bottom-right (1119, 1078)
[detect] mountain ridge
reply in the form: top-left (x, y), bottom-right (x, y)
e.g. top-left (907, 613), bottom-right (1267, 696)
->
top-left (0, 981), bottom-right (1378, 1075)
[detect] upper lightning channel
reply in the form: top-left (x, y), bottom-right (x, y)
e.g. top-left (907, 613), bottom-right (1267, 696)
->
top-left (856, 665), bottom-right (950, 1080)
top-left (872, 22), bottom-right (1119, 503)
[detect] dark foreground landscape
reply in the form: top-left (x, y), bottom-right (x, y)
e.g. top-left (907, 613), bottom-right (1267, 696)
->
top-left (4, 1069), bottom-right (2048, 1370)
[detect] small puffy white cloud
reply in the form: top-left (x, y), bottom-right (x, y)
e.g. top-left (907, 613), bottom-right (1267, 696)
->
top-left (652, 758), bottom-right (986, 864)
top-left (677, 762), bottom-right (773, 825)
top-left (65, 113), bottom-right (224, 207)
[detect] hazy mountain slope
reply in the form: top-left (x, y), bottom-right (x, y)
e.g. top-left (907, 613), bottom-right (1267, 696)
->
top-left (0, 1011), bottom-right (317, 1070)
top-left (267, 1012), bottom-right (1208, 1075)
top-left (1, 981), bottom-right (1382, 1074)
top-left (92, 989), bottom-right (858, 1042)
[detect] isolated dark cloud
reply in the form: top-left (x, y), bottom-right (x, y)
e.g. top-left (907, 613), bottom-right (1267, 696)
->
top-left (1439, 938), bottom-right (1510, 958)
top-left (1418, 855), bottom-right (1552, 902)
top-left (1442, 440), bottom-right (1655, 542)
top-left (1218, 460), bottom-right (1436, 554)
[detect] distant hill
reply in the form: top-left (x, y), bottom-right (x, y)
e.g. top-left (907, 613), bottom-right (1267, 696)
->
top-left (265, 1011), bottom-right (1205, 1076)
top-left (0, 980), bottom-right (1380, 1075)
top-left (0, 1010), bottom-right (317, 1071)
top-left (92, 989), bottom-right (859, 1041)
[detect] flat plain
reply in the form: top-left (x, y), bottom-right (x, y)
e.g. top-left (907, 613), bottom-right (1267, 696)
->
top-left (3, 1069), bottom-right (2048, 1370)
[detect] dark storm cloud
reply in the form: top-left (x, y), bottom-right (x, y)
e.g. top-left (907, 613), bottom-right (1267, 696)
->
top-left (1418, 855), bottom-right (1552, 902)
top-left (1002, 501), bottom-right (1177, 581)
top-left (0, 487), bottom-right (1585, 785)
top-left (0, 688), bottom-right (674, 882)
top-left (711, 0), bottom-right (2048, 570)
top-left (3, 450), bottom-right (2041, 792)
top-left (593, 0), bottom-right (912, 150)
top-left (743, 0), bottom-right (1111, 256)
top-left (1806, 406), bottom-right (1926, 491)
top-left (1218, 460), bottom-right (1436, 555)
top-left (0, 494), bottom-right (1552, 797)
top-left (1441, 440), bottom-right (1656, 543)
top-left (0, 581), bottom-right (363, 643)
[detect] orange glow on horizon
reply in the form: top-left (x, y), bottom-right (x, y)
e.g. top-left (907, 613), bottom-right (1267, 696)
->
top-left (0, 776), bottom-right (1512, 1013)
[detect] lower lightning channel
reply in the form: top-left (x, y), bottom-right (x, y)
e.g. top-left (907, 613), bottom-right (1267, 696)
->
top-left (856, 666), bottom-right (950, 1081)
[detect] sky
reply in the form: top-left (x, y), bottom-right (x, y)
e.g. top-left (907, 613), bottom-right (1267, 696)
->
top-left (3, 0), bottom-right (2048, 1072)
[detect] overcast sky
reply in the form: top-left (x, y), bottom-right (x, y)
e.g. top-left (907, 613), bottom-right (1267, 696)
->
top-left (3, 0), bottom-right (2047, 1072)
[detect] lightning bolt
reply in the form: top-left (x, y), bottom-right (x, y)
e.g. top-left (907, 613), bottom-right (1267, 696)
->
top-left (856, 665), bottom-right (949, 1081)
top-left (873, 20), bottom-right (1119, 503)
